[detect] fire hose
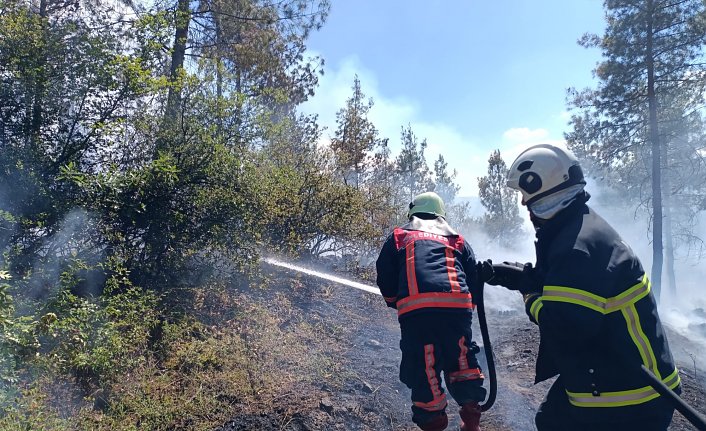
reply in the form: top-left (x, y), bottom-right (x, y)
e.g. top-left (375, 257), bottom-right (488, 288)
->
top-left (264, 258), bottom-right (706, 427)
top-left (475, 282), bottom-right (497, 411)
top-left (267, 257), bottom-right (699, 422)
top-left (263, 258), bottom-right (499, 411)
top-left (480, 276), bottom-right (706, 424)
top-left (640, 365), bottom-right (706, 431)
top-left (487, 261), bottom-right (706, 428)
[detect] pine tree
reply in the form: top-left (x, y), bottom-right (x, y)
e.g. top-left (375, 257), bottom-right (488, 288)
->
top-left (159, 0), bottom-right (330, 152)
top-left (395, 125), bottom-right (433, 203)
top-left (477, 150), bottom-right (523, 245)
top-left (433, 155), bottom-right (460, 204)
top-left (330, 76), bottom-right (383, 188)
top-left (566, 0), bottom-right (706, 299)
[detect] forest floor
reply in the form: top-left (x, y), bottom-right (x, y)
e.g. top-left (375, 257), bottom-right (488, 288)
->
top-left (214, 261), bottom-right (706, 431)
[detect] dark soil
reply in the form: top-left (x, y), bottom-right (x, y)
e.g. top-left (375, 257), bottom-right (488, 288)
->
top-left (217, 264), bottom-right (706, 431)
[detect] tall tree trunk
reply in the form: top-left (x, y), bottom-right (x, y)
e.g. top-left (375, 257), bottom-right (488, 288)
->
top-left (233, 24), bottom-right (243, 148)
top-left (161, 0), bottom-right (191, 150)
top-left (663, 166), bottom-right (677, 298)
top-left (27, 0), bottom-right (48, 145)
top-left (646, 0), bottom-right (664, 301)
top-left (214, 3), bottom-right (224, 138)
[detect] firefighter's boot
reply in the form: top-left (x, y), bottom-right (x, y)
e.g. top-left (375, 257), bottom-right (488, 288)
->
top-left (459, 402), bottom-right (481, 431)
top-left (418, 413), bottom-right (448, 431)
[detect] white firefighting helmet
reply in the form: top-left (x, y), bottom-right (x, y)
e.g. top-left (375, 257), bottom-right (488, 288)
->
top-left (506, 144), bottom-right (585, 206)
top-left (407, 192), bottom-right (446, 219)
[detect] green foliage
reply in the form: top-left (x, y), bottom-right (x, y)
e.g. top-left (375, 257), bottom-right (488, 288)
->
top-left (566, 0), bottom-right (706, 295)
top-left (478, 150), bottom-right (523, 245)
top-left (330, 75), bottom-right (386, 188)
top-left (0, 264), bottom-right (160, 427)
top-left (255, 114), bottom-right (379, 255)
top-left (0, 271), bottom-right (41, 408)
top-left (0, 384), bottom-right (70, 431)
top-left (396, 125), bottom-right (434, 203)
top-left (43, 285), bottom-right (160, 391)
top-left (0, 0), bottom-right (476, 428)
top-left (0, 271), bottom-right (20, 391)
top-left (0, 271), bottom-right (12, 329)
top-left (567, 0), bottom-right (706, 197)
top-left (433, 155), bottom-right (460, 204)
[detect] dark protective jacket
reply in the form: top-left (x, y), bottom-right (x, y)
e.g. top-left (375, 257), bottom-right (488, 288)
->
top-left (524, 192), bottom-right (680, 421)
top-left (375, 216), bottom-right (478, 320)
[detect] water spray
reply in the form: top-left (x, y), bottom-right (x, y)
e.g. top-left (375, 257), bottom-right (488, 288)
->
top-left (262, 257), bottom-right (497, 412)
top-left (263, 258), bottom-right (381, 295)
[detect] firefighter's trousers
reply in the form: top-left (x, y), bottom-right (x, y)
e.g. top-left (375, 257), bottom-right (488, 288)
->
top-left (399, 312), bottom-right (486, 426)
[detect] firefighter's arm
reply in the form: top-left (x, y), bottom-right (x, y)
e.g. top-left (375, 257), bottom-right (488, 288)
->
top-left (375, 235), bottom-right (399, 309)
top-left (526, 250), bottom-right (603, 344)
top-left (459, 240), bottom-right (480, 296)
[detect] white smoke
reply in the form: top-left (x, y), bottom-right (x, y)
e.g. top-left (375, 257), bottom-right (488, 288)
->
top-left (585, 179), bottom-right (706, 366)
top-left (25, 208), bottom-right (103, 301)
top-left (457, 216), bottom-right (535, 313)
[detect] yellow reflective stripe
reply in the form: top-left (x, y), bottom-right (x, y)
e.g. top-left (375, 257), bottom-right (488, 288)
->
top-left (529, 298), bottom-right (543, 323)
top-left (567, 368), bottom-right (680, 407)
top-left (622, 303), bottom-right (661, 378)
top-left (542, 286), bottom-right (606, 313)
top-left (605, 275), bottom-right (650, 313)
top-left (542, 275), bottom-right (649, 315)
top-left (542, 276), bottom-right (658, 376)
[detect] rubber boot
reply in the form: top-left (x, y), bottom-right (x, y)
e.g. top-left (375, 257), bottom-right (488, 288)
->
top-left (418, 413), bottom-right (448, 431)
top-left (459, 402), bottom-right (481, 431)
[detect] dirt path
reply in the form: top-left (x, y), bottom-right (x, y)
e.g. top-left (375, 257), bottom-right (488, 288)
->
top-left (217, 265), bottom-right (706, 431)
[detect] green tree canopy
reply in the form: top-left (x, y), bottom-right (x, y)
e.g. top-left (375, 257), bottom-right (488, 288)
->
top-left (477, 150), bottom-right (523, 245)
top-left (566, 0), bottom-right (706, 298)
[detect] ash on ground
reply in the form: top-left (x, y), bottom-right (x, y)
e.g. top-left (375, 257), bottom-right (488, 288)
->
top-left (217, 265), bottom-right (706, 430)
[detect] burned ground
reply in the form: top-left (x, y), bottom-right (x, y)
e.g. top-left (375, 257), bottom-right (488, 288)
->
top-left (217, 264), bottom-right (706, 431)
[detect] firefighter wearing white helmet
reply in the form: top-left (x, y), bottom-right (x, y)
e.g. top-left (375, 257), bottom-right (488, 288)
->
top-left (376, 191), bottom-right (486, 431)
top-left (486, 144), bottom-right (680, 430)
top-left (506, 144), bottom-right (586, 222)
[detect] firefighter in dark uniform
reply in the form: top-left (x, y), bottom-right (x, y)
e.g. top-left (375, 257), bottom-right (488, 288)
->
top-left (487, 144), bottom-right (680, 431)
top-left (376, 192), bottom-right (487, 431)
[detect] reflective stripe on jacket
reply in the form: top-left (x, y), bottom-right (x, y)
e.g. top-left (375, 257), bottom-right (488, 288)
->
top-left (524, 194), bottom-right (679, 420)
top-left (375, 216), bottom-right (477, 320)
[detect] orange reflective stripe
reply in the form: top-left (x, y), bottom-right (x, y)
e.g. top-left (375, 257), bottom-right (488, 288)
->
top-left (449, 368), bottom-right (484, 383)
top-left (405, 242), bottom-right (419, 296)
top-left (424, 344), bottom-right (442, 398)
top-left (413, 396), bottom-right (448, 411)
top-left (397, 292), bottom-right (474, 316)
top-left (414, 344), bottom-right (446, 412)
top-left (445, 246), bottom-right (461, 293)
top-left (458, 336), bottom-right (469, 370)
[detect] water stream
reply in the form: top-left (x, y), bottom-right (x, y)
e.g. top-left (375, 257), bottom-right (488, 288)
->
top-left (263, 257), bottom-right (381, 296)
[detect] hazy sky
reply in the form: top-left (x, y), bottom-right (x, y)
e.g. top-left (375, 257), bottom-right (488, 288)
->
top-left (300, 0), bottom-right (606, 196)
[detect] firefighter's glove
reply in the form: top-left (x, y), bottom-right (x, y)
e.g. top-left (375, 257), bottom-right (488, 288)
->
top-left (476, 259), bottom-right (495, 285)
top-left (488, 261), bottom-right (540, 294)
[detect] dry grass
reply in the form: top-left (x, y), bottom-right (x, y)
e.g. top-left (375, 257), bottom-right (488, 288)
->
top-left (0, 280), bottom-right (351, 431)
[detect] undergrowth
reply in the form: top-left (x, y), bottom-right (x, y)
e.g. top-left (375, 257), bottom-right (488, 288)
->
top-left (0, 276), bottom-right (346, 431)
